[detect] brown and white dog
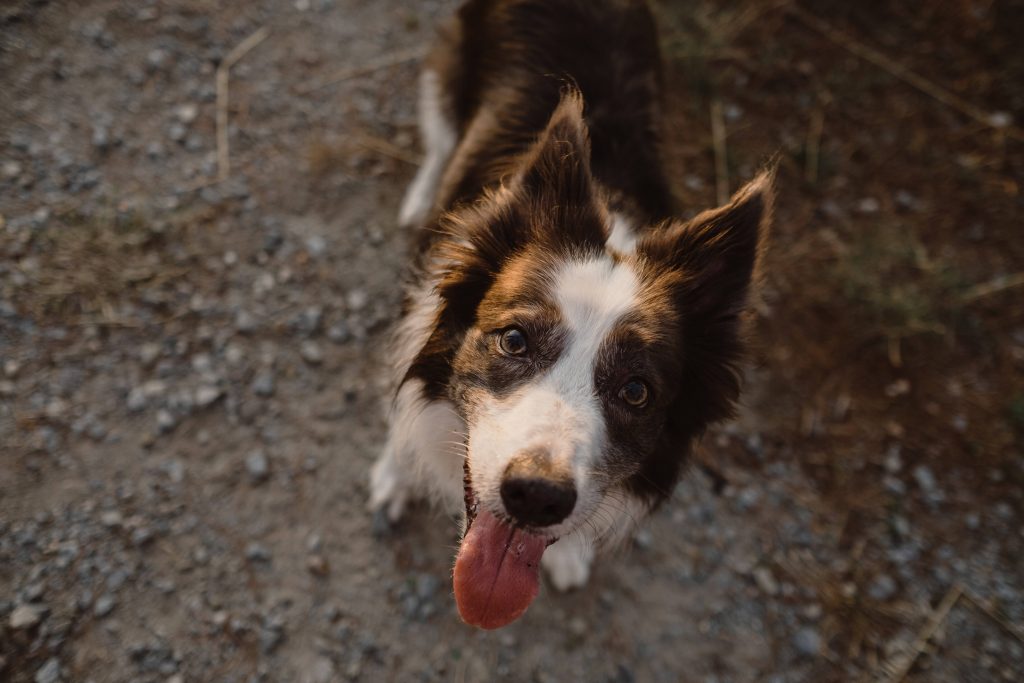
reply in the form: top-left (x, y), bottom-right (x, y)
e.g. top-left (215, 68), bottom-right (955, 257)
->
top-left (370, 0), bottom-right (772, 629)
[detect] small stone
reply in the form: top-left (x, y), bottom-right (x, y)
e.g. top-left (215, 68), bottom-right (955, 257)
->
top-left (9, 604), bottom-right (45, 629)
top-left (131, 527), bottom-right (154, 546)
top-left (793, 627), bottom-right (821, 657)
top-left (35, 658), bottom-right (61, 683)
top-left (345, 289), bottom-right (368, 311)
top-left (884, 379), bottom-right (911, 398)
top-left (913, 465), bottom-right (940, 497)
top-left (246, 450), bottom-right (270, 483)
top-left (251, 371), bottom-right (275, 397)
top-left (92, 126), bottom-right (111, 151)
top-left (94, 594), bottom-right (116, 617)
top-left (235, 310), bottom-right (258, 333)
top-left (306, 533), bottom-right (322, 552)
top-left (139, 342), bottom-right (162, 366)
top-left (883, 445), bottom-right (902, 473)
top-left (100, 510), bottom-right (123, 527)
top-left (2, 159), bottom-right (22, 179)
top-left (259, 621), bottom-right (285, 654)
top-left (4, 358), bottom-right (21, 377)
top-left (989, 111), bottom-right (1013, 128)
top-left (568, 616), bottom-right (587, 637)
top-left (753, 566), bottom-right (779, 596)
top-left (856, 197), bottom-right (880, 214)
top-left (245, 543), bottom-right (272, 563)
top-left (174, 103), bottom-right (199, 124)
top-left (156, 409), bottom-right (177, 433)
top-left (306, 554), bottom-right (329, 576)
top-left (300, 341), bottom-right (323, 365)
top-left (305, 235), bottom-right (327, 257)
top-left (867, 574), bottom-right (897, 601)
top-left (194, 385), bottom-right (222, 408)
top-left (327, 322), bottom-right (351, 344)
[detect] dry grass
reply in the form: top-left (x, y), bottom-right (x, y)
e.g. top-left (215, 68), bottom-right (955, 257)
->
top-left (9, 208), bottom-right (189, 327)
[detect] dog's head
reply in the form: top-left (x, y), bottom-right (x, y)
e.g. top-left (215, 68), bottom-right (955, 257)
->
top-left (410, 92), bottom-right (771, 627)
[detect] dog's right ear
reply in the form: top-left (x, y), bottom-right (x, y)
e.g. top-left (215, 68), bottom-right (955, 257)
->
top-left (512, 90), bottom-right (607, 253)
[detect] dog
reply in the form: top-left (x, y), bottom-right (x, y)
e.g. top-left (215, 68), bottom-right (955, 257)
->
top-left (369, 0), bottom-right (771, 630)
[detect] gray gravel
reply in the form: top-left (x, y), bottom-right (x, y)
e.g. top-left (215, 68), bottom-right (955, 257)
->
top-left (1, 1), bottom-right (1021, 682)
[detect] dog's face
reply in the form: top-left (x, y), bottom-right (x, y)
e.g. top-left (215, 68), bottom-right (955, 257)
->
top-left (411, 95), bottom-right (769, 624)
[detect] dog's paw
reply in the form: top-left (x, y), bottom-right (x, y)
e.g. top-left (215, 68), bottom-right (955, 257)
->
top-left (368, 453), bottom-right (410, 524)
top-left (542, 537), bottom-right (594, 592)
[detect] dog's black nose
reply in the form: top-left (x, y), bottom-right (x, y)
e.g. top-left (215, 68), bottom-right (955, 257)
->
top-left (501, 464), bottom-right (577, 528)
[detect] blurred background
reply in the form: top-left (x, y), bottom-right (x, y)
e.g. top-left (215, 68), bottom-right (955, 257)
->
top-left (1, 1), bottom-right (1022, 681)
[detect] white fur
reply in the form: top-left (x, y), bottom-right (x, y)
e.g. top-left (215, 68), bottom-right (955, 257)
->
top-left (370, 276), bottom-right (467, 520)
top-left (466, 255), bottom-right (640, 540)
top-left (542, 533), bottom-right (594, 591)
top-left (398, 70), bottom-right (457, 228)
top-left (369, 380), bottom-right (466, 520)
top-left (605, 212), bottom-right (638, 253)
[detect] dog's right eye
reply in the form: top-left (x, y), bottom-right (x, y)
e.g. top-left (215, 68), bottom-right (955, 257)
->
top-left (498, 328), bottom-right (528, 356)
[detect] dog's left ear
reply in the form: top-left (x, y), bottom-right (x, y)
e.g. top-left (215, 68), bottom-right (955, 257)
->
top-left (638, 172), bottom-right (772, 324)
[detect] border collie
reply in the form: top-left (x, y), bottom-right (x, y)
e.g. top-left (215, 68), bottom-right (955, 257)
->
top-left (370, 0), bottom-right (772, 630)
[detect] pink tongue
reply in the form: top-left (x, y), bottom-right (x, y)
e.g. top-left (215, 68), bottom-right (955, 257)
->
top-left (453, 509), bottom-right (548, 629)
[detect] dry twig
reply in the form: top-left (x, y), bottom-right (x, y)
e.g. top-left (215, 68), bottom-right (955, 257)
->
top-left (961, 588), bottom-right (1024, 644)
top-left (216, 27), bottom-right (270, 182)
top-left (959, 272), bottom-right (1024, 303)
top-left (710, 99), bottom-right (729, 204)
top-left (787, 5), bottom-right (1024, 142)
top-left (874, 583), bottom-right (962, 683)
top-left (296, 46), bottom-right (426, 94)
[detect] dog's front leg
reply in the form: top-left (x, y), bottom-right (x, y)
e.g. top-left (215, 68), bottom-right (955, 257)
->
top-left (541, 533), bottom-right (595, 592)
top-left (369, 379), bottom-right (466, 522)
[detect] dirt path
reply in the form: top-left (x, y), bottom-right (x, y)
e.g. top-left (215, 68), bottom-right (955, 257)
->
top-left (2, 1), bottom-right (1022, 682)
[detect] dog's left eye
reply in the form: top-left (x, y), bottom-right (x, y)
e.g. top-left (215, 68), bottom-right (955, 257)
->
top-left (619, 379), bottom-right (649, 408)
top-left (498, 328), bottom-right (528, 356)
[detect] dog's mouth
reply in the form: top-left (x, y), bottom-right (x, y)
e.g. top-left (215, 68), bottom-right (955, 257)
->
top-left (453, 460), bottom-right (556, 630)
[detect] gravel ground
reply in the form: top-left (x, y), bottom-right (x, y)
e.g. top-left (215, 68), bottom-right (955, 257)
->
top-left (2, 1), bottom-right (1022, 682)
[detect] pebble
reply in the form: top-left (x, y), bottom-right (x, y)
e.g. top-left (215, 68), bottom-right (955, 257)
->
top-left (867, 574), bottom-right (897, 601)
top-left (307, 554), bottom-right (329, 576)
top-left (94, 594), bottom-right (116, 617)
top-left (156, 409), bottom-right (177, 433)
top-left (305, 235), bottom-right (327, 257)
top-left (174, 103), bottom-right (199, 124)
top-left (235, 310), bottom-right (258, 333)
top-left (300, 341), bottom-right (324, 365)
top-left (346, 289), bottom-right (368, 311)
top-left (913, 465), bottom-right (943, 502)
top-left (753, 566), bottom-right (779, 596)
top-left (246, 450), bottom-right (270, 483)
top-left (856, 197), bottom-right (880, 214)
top-left (9, 603), bottom-right (45, 629)
top-left (194, 385), bottom-right (222, 408)
top-left (327, 322), bottom-right (352, 344)
top-left (35, 658), bottom-right (61, 683)
top-left (245, 543), bottom-right (271, 562)
top-left (251, 371), bottom-right (275, 397)
top-left (793, 627), bottom-right (821, 657)
top-left (259, 617), bottom-right (285, 654)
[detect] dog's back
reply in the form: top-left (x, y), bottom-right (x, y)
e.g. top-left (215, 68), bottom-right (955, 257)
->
top-left (411, 0), bottom-right (674, 235)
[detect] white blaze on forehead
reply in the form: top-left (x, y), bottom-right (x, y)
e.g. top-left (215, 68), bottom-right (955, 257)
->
top-left (552, 255), bottom-right (639, 347)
